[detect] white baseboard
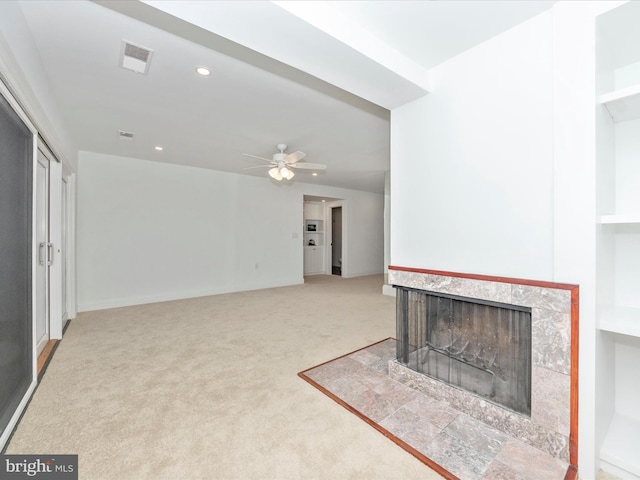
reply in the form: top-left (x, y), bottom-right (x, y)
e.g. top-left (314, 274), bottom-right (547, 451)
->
top-left (600, 459), bottom-right (640, 480)
top-left (77, 278), bottom-right (304, 312)
top-left (342, 269), bottom-right (384, 279)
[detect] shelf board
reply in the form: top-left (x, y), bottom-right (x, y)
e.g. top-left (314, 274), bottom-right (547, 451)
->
top-left (598, 306), bottom-right (640, 337)
top-left (599, 213), bottom-right (640, 224)
top-left (601, 84), bottom-right (640, 123)
top-left (600, 413), bottom-right (640, 477)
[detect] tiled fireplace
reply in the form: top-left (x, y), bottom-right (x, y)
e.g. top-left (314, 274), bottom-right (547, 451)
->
top-left (388, 266), bottom-right (578, 475)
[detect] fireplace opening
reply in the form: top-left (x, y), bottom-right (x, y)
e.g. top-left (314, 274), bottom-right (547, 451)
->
top-left (395, 286), bottom-right (532, 416)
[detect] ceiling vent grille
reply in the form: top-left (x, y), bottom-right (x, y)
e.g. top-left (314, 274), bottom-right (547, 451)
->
top-left (120, 40), bottom-right (154, 75)
top-left (118, 130), bottom-right (135, 141)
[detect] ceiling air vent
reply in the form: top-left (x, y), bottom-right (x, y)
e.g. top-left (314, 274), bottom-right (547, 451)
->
top-left (120, 40), bottom-right (154, 75)
top-left (118, 130), bottom-right (135, 141)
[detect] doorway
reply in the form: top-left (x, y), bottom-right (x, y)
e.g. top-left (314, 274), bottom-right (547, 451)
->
top-left (331, 206), bottom-right (342, 276)
top-left (302, 195), bottom-right (344, 279)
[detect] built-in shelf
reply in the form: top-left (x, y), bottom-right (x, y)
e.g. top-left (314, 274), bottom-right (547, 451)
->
top-left (600, 83), bottom-right (640, 123)
top-left (600, 413), bottom-right (640, 478)
top-left (596, 4), bottom-right (640, 479)
top-left (303, 211), bottom-right (324, 273)
top-left (599, 214), bottom-right (640, 224)
top-left (304, 219), bottom-right (323, 233)
top-left (598, 306), bottom-right (640, 338)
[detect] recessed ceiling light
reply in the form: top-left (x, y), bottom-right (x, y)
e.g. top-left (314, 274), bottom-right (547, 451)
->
top-left (321, 199), bottom-right (326, 203)
top-left (312, 173), bottom-right (318, 176)
top-left (195, 66), bottom-right (211, 76)
top-left (155, 146), bottom-right (163, 151)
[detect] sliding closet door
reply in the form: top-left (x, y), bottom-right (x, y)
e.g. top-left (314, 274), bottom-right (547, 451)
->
top-left (0, 89), bottom-right (35, 448)
top-left (35, 151), bottom-right (49, 355)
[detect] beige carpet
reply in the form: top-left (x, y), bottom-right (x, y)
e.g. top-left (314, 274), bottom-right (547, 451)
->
top-left (7, 275), bottom-right (443, 480)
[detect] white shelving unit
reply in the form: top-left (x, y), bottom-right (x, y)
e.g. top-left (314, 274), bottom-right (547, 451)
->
top-left (600, 84), bottom-right (640, 123)
top-left (598, 306), bottom-right (640, 338)
top-left (596, 3), bottom-right (640, 478)
top-left (600, 413), bottom-right (640, 478)
top-left (303, 202), bottom-right (325, 275)
top-left (599, 214), bottom-right (640, 224)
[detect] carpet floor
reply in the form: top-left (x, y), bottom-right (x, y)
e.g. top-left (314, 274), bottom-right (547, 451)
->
top-left (6, 274), bottom-right (443, 480)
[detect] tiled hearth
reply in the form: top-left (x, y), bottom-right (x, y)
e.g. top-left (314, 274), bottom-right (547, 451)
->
top-left (388, 266), bottom-right (578, 478)
top-left (301, 339), bottom-right (570, 480)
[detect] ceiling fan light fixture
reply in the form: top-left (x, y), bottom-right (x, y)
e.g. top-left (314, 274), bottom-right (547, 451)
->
top-left (242, 144), bottom-right (324, 183)
top-left (280, 167), bottom-right (294, 180)
top-left (268, 167), bottom-right (283, 181)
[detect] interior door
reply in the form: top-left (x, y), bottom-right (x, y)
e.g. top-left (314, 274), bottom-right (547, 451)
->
top-left (35, 150), bottom-right (50, 355)
top-left (331, 206), bottom-right (342, 276)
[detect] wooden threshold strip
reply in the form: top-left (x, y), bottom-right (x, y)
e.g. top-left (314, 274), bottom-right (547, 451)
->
top-left (37, 339), bottom-right (58, 378)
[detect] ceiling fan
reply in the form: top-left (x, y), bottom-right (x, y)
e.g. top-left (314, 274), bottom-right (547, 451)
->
top-left (242, 143), bottom-right (327, 181)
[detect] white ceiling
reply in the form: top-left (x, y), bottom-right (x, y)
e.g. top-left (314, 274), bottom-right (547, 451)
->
top-left (17, 0), bottom-right (555, 194)
top-left (302, 1), bottom-right (556, 70)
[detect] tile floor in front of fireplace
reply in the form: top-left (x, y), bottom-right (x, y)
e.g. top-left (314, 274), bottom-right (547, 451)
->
top-left (302, 339), bottom-right (569, 480)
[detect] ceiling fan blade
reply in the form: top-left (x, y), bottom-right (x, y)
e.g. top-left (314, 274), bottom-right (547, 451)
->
top-left (242, 153), bottom-right (272, 163)
top-left (243, 164), bottom-right (272, 170)
top-left (291, 162), bottom-right (326, 170)
top-left (284, 151), bottom-right (306, 164)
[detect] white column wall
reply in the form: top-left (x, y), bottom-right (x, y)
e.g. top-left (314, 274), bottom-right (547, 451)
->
top-left (551, 4), bottom-right (600, 479)
top-left (389, 4), bottom-right (627, 478)
top-left (391, 11), bottom-right (555, 280)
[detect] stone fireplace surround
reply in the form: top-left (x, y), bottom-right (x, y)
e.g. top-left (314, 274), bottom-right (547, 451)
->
top-left (388, 266), bottom-right (578, 476)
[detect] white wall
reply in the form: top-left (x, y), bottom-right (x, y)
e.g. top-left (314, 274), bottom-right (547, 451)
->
top-left (340, 191), bottom-right (385, 277)
top-left (391, 11), bottom-right (554, 280)
top-left (77, 151), bottom-right (384, 311)
top-left (0, 1), bottom-right (76, 171)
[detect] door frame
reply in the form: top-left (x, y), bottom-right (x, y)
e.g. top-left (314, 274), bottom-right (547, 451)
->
top-left (325, 200), bottom-right (345, 276)
top-left (61, 164), bottom-right (77, 323)
top-left (330, 205), bottom-right (343, 276)
top-left (60, 172), bottom-right (74, 325)
top-left (41, 142), bottom-right (69, 340)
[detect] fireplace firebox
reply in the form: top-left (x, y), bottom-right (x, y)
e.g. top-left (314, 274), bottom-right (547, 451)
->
top-left (396, 286), bottom-right (532, 416)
